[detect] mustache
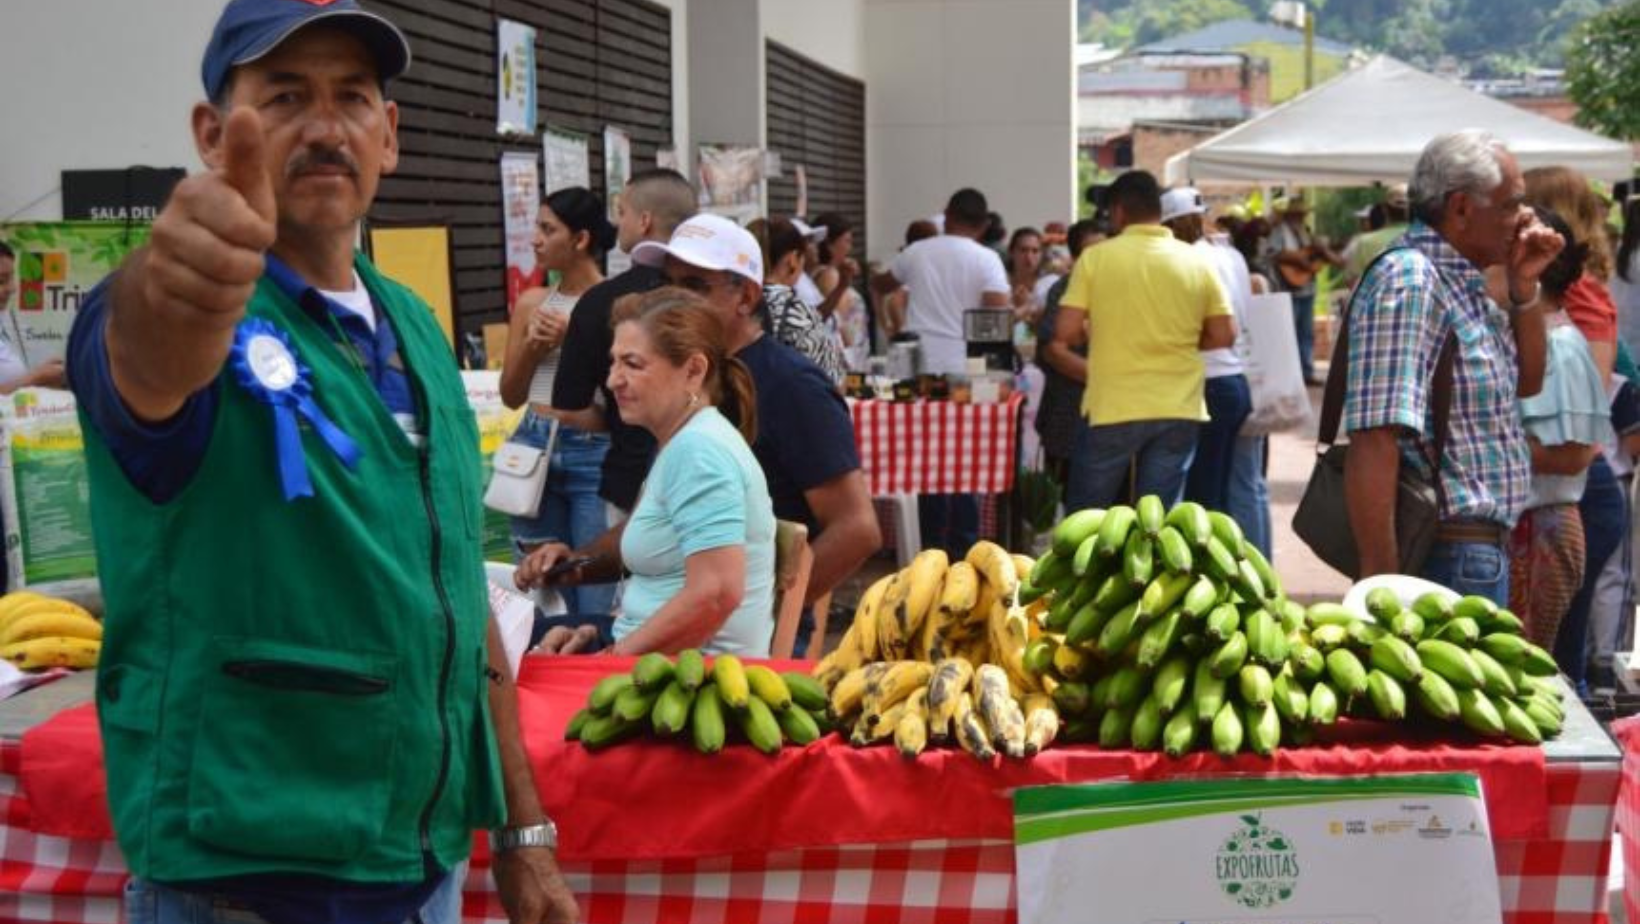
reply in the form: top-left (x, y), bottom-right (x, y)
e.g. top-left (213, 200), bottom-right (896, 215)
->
top-left (286, 147), bottom-right (359, 178)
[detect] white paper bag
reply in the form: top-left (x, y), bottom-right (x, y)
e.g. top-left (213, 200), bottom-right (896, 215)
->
top-left (1239, 291), bottom-right (1312, 435)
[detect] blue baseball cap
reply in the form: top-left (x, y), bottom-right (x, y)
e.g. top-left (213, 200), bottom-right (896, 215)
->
top-left (201, 0), bottom-right (412, 101)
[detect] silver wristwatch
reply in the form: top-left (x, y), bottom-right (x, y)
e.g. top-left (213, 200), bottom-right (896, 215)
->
top-left (491, 820), bottom-right (558, 853)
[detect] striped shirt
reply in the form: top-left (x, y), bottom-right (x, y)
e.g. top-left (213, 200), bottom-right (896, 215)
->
top-left (1340, 221), bottom-right (1530, 527)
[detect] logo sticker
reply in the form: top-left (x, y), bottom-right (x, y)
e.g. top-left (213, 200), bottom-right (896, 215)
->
top-left (1215, 813), bottom-right (1299, 910)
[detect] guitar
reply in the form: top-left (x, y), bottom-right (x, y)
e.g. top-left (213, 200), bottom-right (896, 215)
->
top-left (1274, 243), bottom-right (1338, 289)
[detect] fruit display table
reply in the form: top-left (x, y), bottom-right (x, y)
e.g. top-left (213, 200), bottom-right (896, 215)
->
top-left (0, 657), bottom-right (1623, 924)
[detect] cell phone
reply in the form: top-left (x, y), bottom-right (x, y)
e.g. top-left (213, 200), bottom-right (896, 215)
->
top-left (544, 556), bottom-right (596, 579)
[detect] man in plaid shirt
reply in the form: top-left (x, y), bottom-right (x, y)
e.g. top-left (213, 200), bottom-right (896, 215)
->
top-left (1343, 130), bottom-right (1563, 604)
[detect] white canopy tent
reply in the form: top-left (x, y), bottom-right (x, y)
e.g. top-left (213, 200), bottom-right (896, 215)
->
top-left (1164, 56), bottom-right (1633, 187)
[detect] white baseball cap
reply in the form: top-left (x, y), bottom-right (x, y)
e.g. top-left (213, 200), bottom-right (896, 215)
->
top-left (631, 214), bottom-right (764, 285)
top-left (1160, 187), bottom-right (1206, 224)
top-left (789, 218), bottom-right (829, 243)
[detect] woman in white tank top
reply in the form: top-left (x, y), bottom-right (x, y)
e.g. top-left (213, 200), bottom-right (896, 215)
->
top-left (499, 187), bottom-right (619, 620)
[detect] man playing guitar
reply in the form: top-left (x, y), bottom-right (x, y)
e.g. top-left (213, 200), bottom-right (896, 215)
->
top-left (1267, 194), bottom-right (1343, 384)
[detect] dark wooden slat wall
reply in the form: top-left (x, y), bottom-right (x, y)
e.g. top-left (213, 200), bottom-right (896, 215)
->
top-left (363, 0), bottom-right (673, 343)
top-left (764, 41), bottom-right (867, 261)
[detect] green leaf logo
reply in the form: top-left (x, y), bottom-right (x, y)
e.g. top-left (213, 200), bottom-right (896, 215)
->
top-left (1215, 814), bottom-right (1299, 910)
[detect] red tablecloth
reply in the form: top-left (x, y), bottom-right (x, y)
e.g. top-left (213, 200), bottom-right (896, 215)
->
top-left (0, 656), bottom-right (1620, 924)
top-left (849, 395), bottom-right (1024, 496)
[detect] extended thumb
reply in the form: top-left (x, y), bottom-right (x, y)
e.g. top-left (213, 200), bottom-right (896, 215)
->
top-left (222, 106), bottom-right (275, 221)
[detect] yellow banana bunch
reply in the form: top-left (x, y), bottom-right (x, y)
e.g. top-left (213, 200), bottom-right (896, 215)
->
top-left (2, 636), bottom-right (99, 671)
top-left (811, 540), bottom-right (1059, 759)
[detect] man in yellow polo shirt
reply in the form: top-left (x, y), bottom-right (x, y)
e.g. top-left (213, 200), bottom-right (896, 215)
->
top-left (1052, 170), bottom-right (1236, 510)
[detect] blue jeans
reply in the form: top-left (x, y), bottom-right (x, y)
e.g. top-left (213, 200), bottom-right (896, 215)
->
top-left (1066, 419), bottom-right (1198, 511)
top-left (124, 862), bottom-right (465, 924)
top-left (1291, 290), bottom-right (1316, 381)
top-left (1558, 455), bottom-right (1626, 693)
top-left (509, 411), bottom-right (614, 618)
top-left (919, 494), bottom-right (979, 558)
top-left (1227, 433), bottom-right (1272, 560)
top-left (1420, 539), bottom-right (1509, 608)
top-left (1185, 374), bottom-right (1252, 513)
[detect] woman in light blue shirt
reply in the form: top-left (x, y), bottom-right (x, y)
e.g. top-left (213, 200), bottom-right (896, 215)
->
top-left (518, 287), bottom-right (776, 655)
top-left (1509, 209), bottom-right (1609, 651)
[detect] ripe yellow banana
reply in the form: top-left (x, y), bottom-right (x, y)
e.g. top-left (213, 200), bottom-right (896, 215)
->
top-left (850, 573), bottom-right (893, 662)
top-left (1, 635), bottom-right (99, 671)
top-left (986, 598), bottom-right (1038, 694)
top-left (975, 664), bottom-right (1028, 757)
top-left (0, 597), bottom-right (95, 640)
top-left (0, 609), bottom-right (102, 647)
top-left (863, 660), bottom-right (934, 728)
top-left (812, 621), bottom-right (867, 690)
top-left (875, 574), bottom-right (911, 661)
top-left (953, 691), bottom-right (996, 760)
top-left (936, 561), bottom-right (979, 620)
top-left (1022, 693), bottom-right (1060, 756)
top-left (927, 657), bottom-right (976, 742)
top-left (852, 696), bottom-right (913, 746)
top-left (829, 662), bottom-right (890, 720)
top-left (898, 550), bottom-right (949, 640)
top-left (0, 592), bottom-right (61, 629)
top-left (894, 690), bottom-right (930, 759)
top-left (965, 541), bottom-right (1019, 603)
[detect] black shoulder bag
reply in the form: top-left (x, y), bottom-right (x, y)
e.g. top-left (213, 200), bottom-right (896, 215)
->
top-left (1292, 250), bottom-right (1457, 579)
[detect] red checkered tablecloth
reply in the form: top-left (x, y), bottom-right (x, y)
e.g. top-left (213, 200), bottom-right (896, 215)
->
top-left (0, 737), bottom-right (1618, 924)
top-left (849, 395), bottom-right (1025, 496)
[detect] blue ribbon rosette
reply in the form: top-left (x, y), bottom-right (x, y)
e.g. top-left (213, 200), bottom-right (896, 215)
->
top-left (230, 318), bottom-right (362, 501)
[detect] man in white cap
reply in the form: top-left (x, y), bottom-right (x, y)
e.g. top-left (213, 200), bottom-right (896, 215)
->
top-left (65, 1), bottom-right (577, 921)
top-left (527, 215), bottom-right (880, 655)
top-left (1161, 186), bottom-right (1269, 557)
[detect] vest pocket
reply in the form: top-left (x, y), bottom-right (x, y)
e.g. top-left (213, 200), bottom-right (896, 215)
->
top-left (187, 637), bottom-right (400, 863)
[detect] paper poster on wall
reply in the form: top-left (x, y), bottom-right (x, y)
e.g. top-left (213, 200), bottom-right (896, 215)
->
top-left (0, 222), bottom-right (148, 366)
top-left (366, 225), bottom-right (455, 346)
top-left (603, 126), bottom-right (632, 223)
top-left (0, 388), bottom-right (99, 601)
top-left (1014, 774), bottom-right (1502, 924)
top-left (495, 19), bottom-right (537, 136)
top-left (542, 127), bottom-right (590, 196)
top-left (500, 152), bottom-right (543, 313)
top-left (697, 144), bottom-right (764, 225)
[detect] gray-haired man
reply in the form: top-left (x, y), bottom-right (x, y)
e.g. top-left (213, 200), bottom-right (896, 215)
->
top-left (1341, 130), bottom-right (1562, 604)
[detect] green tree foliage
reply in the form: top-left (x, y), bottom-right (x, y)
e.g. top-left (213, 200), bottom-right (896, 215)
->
top-left (1565, 0), bottom-right (1640, 139)
top-left (1078, 0), bottom-right (1613, 71)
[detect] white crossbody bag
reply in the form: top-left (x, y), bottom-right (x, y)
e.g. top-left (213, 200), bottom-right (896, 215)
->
top-left (483, 416), bottom-right (558, 516)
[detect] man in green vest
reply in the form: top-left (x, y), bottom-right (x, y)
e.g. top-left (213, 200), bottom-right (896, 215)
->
top-left (63, 1), bottom-right (577, 921)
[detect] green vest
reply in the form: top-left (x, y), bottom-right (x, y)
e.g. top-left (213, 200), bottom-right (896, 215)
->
top-left (81, 253), bottom-right (504, 882)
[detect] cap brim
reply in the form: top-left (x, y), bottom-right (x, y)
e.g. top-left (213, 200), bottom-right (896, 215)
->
top-left (236, 10), bottom-right (412, 84)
